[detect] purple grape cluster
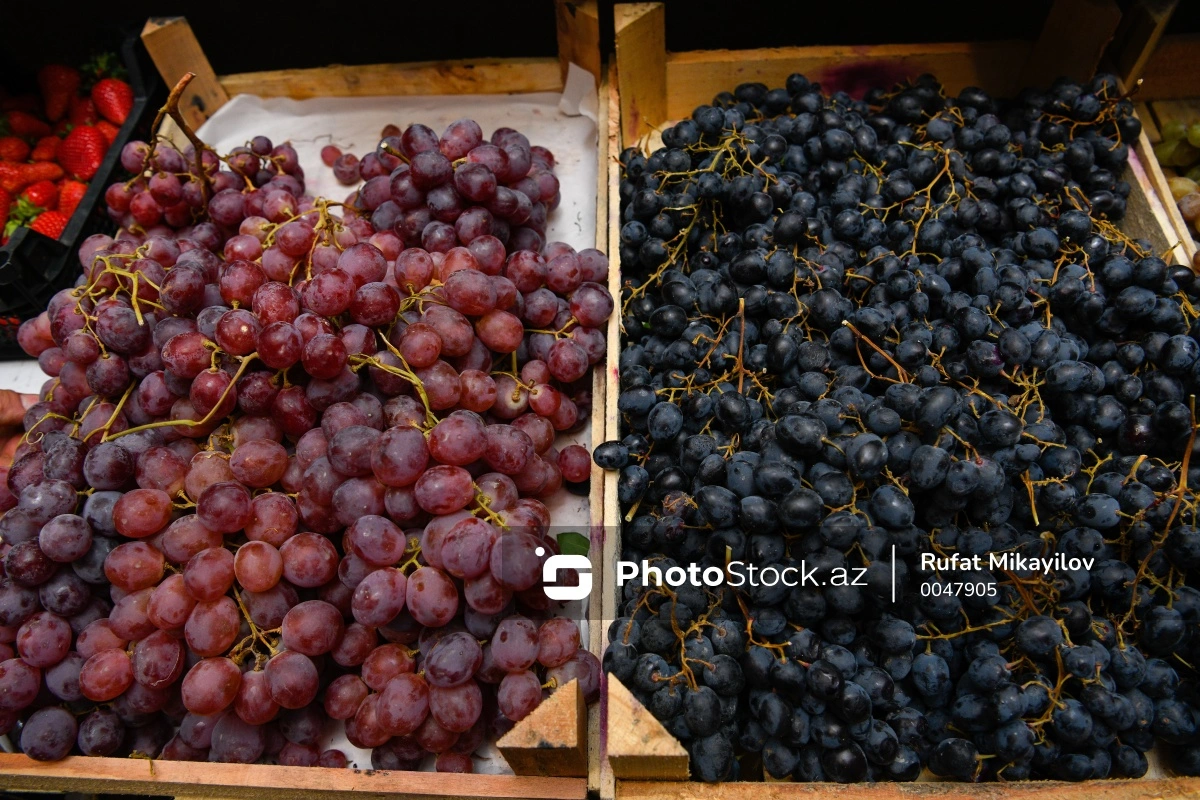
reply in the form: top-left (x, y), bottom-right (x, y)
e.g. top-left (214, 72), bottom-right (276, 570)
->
top-left (4, 116), bottom-right (608, 769)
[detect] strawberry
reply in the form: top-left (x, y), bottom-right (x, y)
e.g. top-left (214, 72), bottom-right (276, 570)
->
top-left (67, 96), bottom-right (97, 127)
top-left (20, 180), bottom-right (57, 211)
top-left (0, 162), bottom-right (64, 194)
top-left (37, 65), bottom-right (81, 122)
top-left (29, 210), bottom-right (69, 240)
top-left (0, 137), bottom-right (30, 162)
top-left (92, 78), bottom-right (133, 126)
top-left (0, 188), bottom-right (11, 223)
top-left (1, 111), bottom-right (51, 139)
top-left (30, 136), bottom-right (58, 162)
top-left (95, 120), bottom-right (120, 147)
top-left (58, 180), bottom-right (87, 217)
top-left (57, 125), bottom-right (107, 181)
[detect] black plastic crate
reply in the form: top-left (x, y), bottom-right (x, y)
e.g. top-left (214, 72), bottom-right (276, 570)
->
top-left (0, 32), bottom-right (167, 358)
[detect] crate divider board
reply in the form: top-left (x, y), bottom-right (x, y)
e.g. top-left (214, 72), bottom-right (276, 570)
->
top-left (0, 5), bottom-right (608, 800)
top-left (600, 2), bottom-right (1200, 798)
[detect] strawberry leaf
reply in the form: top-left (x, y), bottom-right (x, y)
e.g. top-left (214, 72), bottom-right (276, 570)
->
top-left (80, 52), bottom-right (127, 88)
top-left (10, 197), bottom-right (44, 225)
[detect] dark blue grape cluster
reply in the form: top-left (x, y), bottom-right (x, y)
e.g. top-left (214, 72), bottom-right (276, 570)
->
top-left (596, 72), bottom-right (1200, 782)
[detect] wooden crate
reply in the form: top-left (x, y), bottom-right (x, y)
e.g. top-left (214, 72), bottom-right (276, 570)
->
top-left (1142, 94), bottom-right (1200, 268)
top-left (1126, 30), bottom-right (1200, 269)
top-left (598, 3), bottom-right (1200, 799)
top-left (0, 6), bottom-right (611, 800)
top-left (1106, 8), bottom-right (1200, 269)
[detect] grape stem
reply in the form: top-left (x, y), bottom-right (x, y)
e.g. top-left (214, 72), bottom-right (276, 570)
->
top-left (103, 353), bottom-right (259, 442)
top-left (151, 72), bottom-right (214, 203)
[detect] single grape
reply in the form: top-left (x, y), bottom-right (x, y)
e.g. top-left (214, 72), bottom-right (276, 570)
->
top-left (265, 650), bottom-right (319, 709)
top-left (325, 673), bottom-right (369, 720)
top-left (20, 706), bottom-right (78, 761)
top-left (16, 611), bottom-right (72, 667)
top-left (425, 632), bottom-right (484, 688)
top-left (80, 648), bottom-right (134, 701)
top-left (78, 708), bottom-right (125, 756)
top-left (281, 600), bottom-right (345, 656)
top-left (378, 672), bottom-right (431, 736)
top-left (406, 567), bottom-right (458, 627)
top-left (498, 670), bottom-right (544, 722)
top-left (429, 680), bottom-right (483, 733)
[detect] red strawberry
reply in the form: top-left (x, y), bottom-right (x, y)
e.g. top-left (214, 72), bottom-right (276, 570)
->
top-left (0, 188), bottom-right (11, 222)
top-left (92, 79), bottom-right (133, 126)
top-left (30, 136), bottom-right (59, 162)
top-left (2, 111), bottom-right (51, 138)
top-left (0, 162), bottom-right (64, 194)
top-left (37, 65), bottom-right (81, 122)
top-left (67, 96), bottom-right (97, 127)
top-left (0, 137), bottom-right (30, 162)
top-left (29, 210), bottom-right (69, 240)
top-left (95, 120), bottom-right (120, 147)
top-left (58, 180), bottom-right (87, 217)
top-left (57, 126), bottom-right (107, 181)
top-left (20, 180), bottom-right (58, 211)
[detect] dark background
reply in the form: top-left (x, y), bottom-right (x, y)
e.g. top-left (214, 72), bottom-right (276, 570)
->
top-left (2, 1), bottom-right (1197, 87)
top-left (3, 1), bottom-right (1199, 76)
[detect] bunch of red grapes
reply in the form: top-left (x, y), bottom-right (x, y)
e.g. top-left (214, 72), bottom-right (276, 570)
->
top-left (2, 115), bottom-right (610, 770)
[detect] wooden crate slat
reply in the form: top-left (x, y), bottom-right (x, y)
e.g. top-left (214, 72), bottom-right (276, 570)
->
top-left (216, 57), bottom-right (565, 101)
top-left (557, 0), bottom-right (602, 86)
top-left (598, 58), bottom-right (625, 800)
top-left (584, 64), bottom-right (617, 799)
top-left (1126, 128), bottom-right (1198, 266)
top-left (616, 777), bottom-right (1200, 800)
top-left (614, 2), bottom-right (667, 147)
top-left (0, 754), bottom-right (585, 800)
top-left (1136, 101), bottom-right (1161, 142)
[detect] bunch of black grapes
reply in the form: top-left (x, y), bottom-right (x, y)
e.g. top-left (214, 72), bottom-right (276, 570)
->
top-left (595, 72), bottom-right (1200, 783)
